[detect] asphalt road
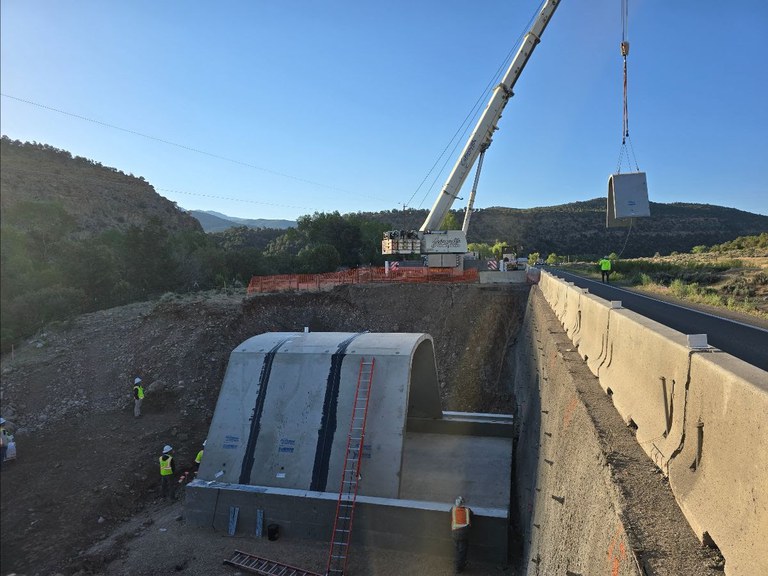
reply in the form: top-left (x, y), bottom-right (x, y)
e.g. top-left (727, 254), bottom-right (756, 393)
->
top-left (544, 268), bottom-right (768, 372)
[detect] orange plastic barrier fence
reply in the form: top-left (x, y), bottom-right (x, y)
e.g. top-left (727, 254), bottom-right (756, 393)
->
top-left (247, 267), bottom-right (479, 295)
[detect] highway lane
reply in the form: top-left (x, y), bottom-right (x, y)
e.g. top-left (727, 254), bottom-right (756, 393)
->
top-left (544, 268), bottom-right (768, 372)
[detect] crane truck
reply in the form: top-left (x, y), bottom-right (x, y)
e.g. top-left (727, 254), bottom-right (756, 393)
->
top-left (382, 0), bottom-right (563, 268)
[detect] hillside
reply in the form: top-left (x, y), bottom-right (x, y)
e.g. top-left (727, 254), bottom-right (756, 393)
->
top-left (367, 200), bottom-right (768, 258)
top-left (0, 137), bottom-right (202, 237)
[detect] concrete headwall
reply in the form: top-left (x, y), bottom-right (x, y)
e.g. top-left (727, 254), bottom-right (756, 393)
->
top-left (538, 270), bottom-right (768, 575)
top-left (185, 482), bottom-right (509, 562)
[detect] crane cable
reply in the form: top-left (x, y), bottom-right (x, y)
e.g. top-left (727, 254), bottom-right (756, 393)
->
top-left (616, 0), bottom-right (640, 174)
top-left (614, 0), bottom-right (637, 259)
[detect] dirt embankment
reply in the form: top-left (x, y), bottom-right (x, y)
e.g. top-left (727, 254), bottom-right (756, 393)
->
top-left (0, 284), bottom-right (527, 576)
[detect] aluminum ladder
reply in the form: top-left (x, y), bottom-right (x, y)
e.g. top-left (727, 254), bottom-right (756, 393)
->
top-left (325, 357), bottom-right (376, 576)
top-left (224, 549), bottom-right (322, 576)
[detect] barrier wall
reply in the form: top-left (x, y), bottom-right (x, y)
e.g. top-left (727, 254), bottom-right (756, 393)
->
top-left (668, 353), bottom-right (768, 576)
top-left (538, 271), bottom-right (768, 575)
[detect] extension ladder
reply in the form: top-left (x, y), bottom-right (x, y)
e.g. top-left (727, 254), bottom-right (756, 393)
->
top-left (224, 550), bottom-right (322, 576)
top-left (325, 357), bottom-right (376, 576)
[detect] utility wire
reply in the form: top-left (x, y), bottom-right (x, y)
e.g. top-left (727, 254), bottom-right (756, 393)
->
top-left (1, 165), bottom-right (312, 211)
top-left (1, 93), bottom-right (386, 204)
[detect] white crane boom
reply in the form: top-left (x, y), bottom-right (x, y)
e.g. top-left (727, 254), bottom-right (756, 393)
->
top-left (382, 0), bottom-right (563, 267)
top-left (421, 0), bottom-right (562, 233)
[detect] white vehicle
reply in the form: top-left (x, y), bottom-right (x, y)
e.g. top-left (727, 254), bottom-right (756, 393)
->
top-left (382, 0), bottom-right (563, 268)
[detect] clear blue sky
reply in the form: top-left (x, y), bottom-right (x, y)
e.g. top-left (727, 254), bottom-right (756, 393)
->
top-left (2, 0), bottom-right (767, 221)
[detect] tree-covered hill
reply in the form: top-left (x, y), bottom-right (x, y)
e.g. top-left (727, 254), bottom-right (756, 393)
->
top-left (360, 199), bottom-right (768, 258)
top-left (0, 137), bottom-right (202, 237)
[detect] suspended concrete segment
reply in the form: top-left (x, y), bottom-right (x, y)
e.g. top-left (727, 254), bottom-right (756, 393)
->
top-left (188, 331), bottom-right (514, 562)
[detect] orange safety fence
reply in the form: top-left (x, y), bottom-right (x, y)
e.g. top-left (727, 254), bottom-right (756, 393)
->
top-left (247, 267), bottom-right (479, 295)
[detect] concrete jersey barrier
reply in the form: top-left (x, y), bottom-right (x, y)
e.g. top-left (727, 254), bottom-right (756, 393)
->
top-left (539, 270), bottom-right (768, 575)
top-left (667, 352), bottom-right (768, 576)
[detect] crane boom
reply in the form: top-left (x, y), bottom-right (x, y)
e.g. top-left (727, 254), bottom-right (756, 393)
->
top-left (382, 0), bottom-right (563, 267)
top-left (421, 0), bottom-right (562, 232)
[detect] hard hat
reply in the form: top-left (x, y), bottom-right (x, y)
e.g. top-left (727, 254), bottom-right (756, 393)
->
top-left (203, 440), bottom-right (207, 447)
top-left (163, 445), bottom-right (173, 454)
top-left (455, 496), bottom-right (464, 507)
top-left (134, 377), bottom-right (142, 384)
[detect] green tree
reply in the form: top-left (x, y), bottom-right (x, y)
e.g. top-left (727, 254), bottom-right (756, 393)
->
top-left (528, 252), bottom-right (540, 264)
top-left (468, 243), bottom-right (493, 258)
top-left (439, 211), bottom-right (461, 231)
top-left (297, 212), bottom-right (362, 267)
top-left (62, 241), bottom-right (121, 308)
top-left (296, 244), bottom-right (341, 273)
top-left (546, 253), bottom-right (559, 265)
top-left (122, 219), bottom-right (178, 297)
top-left (491, 241), bottom-right (509, 259)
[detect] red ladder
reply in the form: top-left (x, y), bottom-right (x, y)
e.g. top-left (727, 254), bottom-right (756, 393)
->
top-left (325, 357), bottom-right (376, 576)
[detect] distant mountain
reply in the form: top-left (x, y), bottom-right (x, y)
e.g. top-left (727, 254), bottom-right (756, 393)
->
top-left (189, 210), bottom-right (295, 233)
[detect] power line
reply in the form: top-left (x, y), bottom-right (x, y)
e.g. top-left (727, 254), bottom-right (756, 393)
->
top-left (1, 93), bottom-right (387, 204)
top-left (1, 165), bottom-right (315, 211)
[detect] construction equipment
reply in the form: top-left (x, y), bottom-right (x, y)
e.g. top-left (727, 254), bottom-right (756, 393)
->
top-left (382, 0), bottom-right (563, 268)
top-left (223, 550), bottom-right (322, 576)
top-left (326, 357), bottom-right (376, 576)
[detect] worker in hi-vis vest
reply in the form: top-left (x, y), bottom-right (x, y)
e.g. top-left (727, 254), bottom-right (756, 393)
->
top-left (451, 496), bottom-right (472, 573)
top-left (159, 445), bottom-right (176, 500)
top-left (194, 440), bottom-right (206, 473)
top-left (599, 256), bottom-right (613, 284)
top-left (133, 377), bottom-right (145, 418)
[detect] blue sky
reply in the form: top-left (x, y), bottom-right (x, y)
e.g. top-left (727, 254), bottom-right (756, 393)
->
top-left (2, 0), bottom-right (767, 221)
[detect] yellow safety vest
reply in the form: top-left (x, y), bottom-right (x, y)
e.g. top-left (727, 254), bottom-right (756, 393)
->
top-left (159, 455), bottom-right (173, 476)
top-left (195, 450), bottom-right (204, 464)
top-left (134, 385), bottom-right (145, 399)
top-left (451, 506), bottom-right (471, 530)
top-left (599, 259), bottom-right (612, 271)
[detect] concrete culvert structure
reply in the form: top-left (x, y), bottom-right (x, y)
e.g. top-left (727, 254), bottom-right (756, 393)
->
top-left (187, 331), bottom-right (514, 562)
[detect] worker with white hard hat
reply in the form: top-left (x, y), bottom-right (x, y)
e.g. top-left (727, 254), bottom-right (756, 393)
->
top-left (159, 444), bottom-right (176, 500)
top-left (450, 495), bottom-right (472, 573)
top-left (133, 377), bottom-right (145, 418)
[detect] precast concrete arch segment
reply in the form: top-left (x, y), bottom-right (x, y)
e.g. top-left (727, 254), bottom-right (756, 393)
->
top-left (199, 332), bottom-right (442, 499)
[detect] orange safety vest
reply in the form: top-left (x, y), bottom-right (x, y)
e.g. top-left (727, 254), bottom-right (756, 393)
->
top-left (451, 505), bottom-right (471, 530)
top-left (159, 454), bottom-right (173, 476)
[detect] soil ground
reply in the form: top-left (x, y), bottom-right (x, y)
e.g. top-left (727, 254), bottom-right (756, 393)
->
top-left (1, 284), bottom-right (526, 576)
